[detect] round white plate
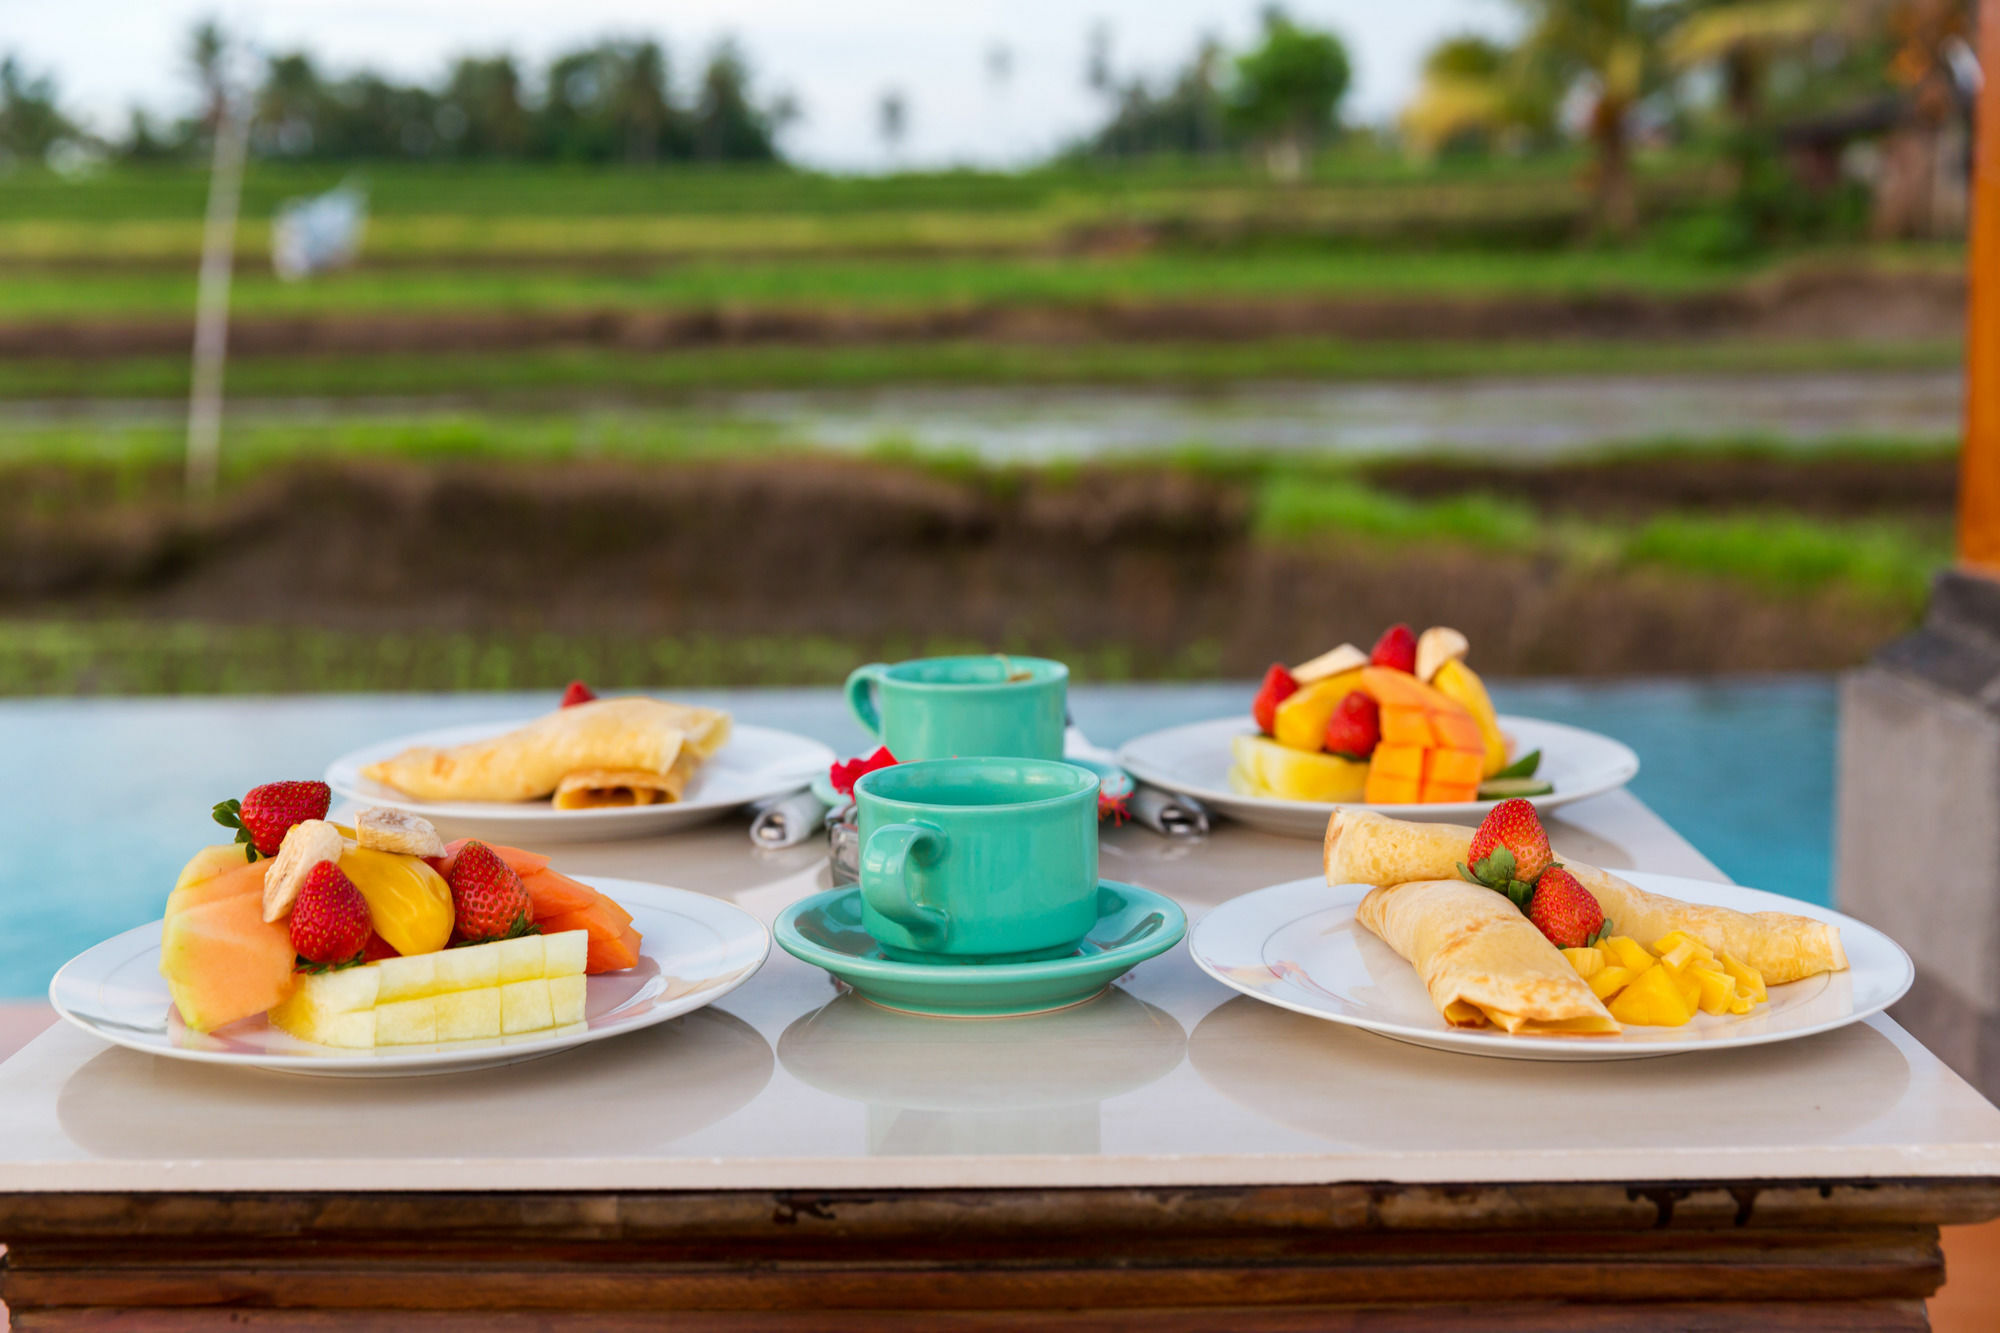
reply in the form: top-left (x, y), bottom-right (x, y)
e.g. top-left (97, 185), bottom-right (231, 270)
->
top-left (1117, 714), bottom-right (1639, 838)
top-left (1189, 874), bottom-right (1913, 1062)
top-left (50, 877), bottom-right (770, 1077)
top-left (327, 721), bottom-right (835, 843)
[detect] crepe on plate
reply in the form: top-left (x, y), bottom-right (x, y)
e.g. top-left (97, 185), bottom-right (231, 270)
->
top-left (363, 697), bottom-right (731, 805)
top-left (1327, 808), bottom-right (1847, 985)
top-left (1357, 877), bottom-right (1620, 1034)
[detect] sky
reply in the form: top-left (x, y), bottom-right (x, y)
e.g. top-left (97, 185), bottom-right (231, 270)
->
top-left (2, 0), bottom-right (1519, 170)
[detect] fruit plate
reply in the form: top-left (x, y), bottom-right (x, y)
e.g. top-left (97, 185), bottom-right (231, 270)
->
top-left (1189, 874), bottom-right (1913, 1062)
top-left (326, 721), bottom-right (836, 843)
top-left (49, 877), bottom-right (769, 1077)
top-left (1116, 714), bottom-right (1638, 838)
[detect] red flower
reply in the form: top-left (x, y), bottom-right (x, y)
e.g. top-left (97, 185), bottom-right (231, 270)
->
top-left (830, 746), bottom-right (898, 797)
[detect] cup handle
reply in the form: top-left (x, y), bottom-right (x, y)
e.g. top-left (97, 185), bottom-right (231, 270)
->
top-left (845, 663), bottom-right (890, 743)
top-left (861, 820), bottom-right (949, 947)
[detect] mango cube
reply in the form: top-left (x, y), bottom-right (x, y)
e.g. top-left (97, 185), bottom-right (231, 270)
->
top-left (1562, 946), bottom-right (1605, 979)
top-left (1370, 743), bottom-right (1425, 780)
top-left (1653, 931), bottom-right (1716, 966)
top-left (1586, 965), bottom-right (1636, 1000)
top-left (1657, 938), bottom-right (1707, 973)
top-left (1687, 964), bottom-right (1739, 1015)
top-left (1607, 963), bottom-right (1696, 1027)
top-left (1379, 705), bottom-right (1433, 747)
top-left (1720, 952), bottom-right (1766, 1004)
top-left (1602, 936), bottom-right (1656, 973)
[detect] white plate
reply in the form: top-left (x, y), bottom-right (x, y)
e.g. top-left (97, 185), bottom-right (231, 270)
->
top-left (327, 720), bottom-right (835, 843)
top-left (50, 877), bottom-right (770, 1077)
top-left (1117, 714), bottom-right (1639, 838)
top-left (1189, 874), bottom-right (1913, 1062)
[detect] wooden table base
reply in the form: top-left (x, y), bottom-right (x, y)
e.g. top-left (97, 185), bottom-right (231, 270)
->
top-left (4, 1180), bottom-right (1996, 1331)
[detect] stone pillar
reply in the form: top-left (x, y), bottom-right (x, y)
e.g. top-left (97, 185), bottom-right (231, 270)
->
top-left (1837, 572), bottom-right (2000, 1099)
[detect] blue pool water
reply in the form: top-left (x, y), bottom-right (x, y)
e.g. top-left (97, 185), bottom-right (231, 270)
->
top-left (0, 677), bottom-right (1838, 1000)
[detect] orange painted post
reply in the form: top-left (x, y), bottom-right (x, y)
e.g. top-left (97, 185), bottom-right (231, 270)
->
top-left (1960, 0), bottom-right (2000, 571)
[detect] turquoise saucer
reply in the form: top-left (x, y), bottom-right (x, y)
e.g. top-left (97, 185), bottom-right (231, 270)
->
top-left (775, 881), bottom-right (1186, 1018)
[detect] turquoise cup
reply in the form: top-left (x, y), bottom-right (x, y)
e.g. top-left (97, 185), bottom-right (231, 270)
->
top-left (855, 757), bottom-right (1101, 963)
top-left (845, 655), bottom-right (1067, 762)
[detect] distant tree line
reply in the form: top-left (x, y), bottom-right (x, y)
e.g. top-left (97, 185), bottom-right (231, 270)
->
top-left (1075, 7), bottom-right (1353, 178)
top-left (3, 23), bottom-right (793, 167)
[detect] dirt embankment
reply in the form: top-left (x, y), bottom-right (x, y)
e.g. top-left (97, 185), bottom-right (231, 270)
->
top-left (0, 458), bottom-right (1917, 675)
top-left (0, 268), bottom-right (1963, 360)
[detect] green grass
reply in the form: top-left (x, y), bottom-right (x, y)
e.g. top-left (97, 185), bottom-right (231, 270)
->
top-left (0, 621), bottom-right (1224, 696)
top-left (0, 247), bottom-right (1825, 320)
top-left (1256, 473), bottom-right (1950, 613)
top-left (1255, 476), bottom-right (1540, 550)
top-left (0, 336), bottom-right (1961, 401)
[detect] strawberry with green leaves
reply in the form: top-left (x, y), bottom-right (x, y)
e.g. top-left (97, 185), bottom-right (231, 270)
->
top-left (1458, 797), bottom-right (1554, 909)
top-left (213, 780), bottom-right (332, 861)
top-left (1525, 866), bottom-right (1609, 949)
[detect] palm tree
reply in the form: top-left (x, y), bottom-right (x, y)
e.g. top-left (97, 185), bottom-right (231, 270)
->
top-left (1509, 0), bottom-right (1673, 235)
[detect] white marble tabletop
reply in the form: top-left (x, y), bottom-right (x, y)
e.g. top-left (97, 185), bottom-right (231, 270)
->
top-left (3, 784), bottom-right (1999, 1196)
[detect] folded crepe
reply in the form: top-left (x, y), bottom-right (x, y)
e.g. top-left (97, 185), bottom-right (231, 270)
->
top-left (552, 750), bottom-right (701, 810)
top-left (1358, 879), bottom-right (1619, 1034)
top-left (363, 698), bottom-right (730, 804)
top-left (1327, 809), bottom-right (1847, 985)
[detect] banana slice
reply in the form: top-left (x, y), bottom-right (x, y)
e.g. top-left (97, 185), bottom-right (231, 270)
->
top-left (1415, 626), bottom-right (1470, 682)
top-left (1293, 643), bottom-right (1367, 684)
top-left (263, 819), bottom-right (346, 923)
top-left (354, 807), bottom-right (446, 859)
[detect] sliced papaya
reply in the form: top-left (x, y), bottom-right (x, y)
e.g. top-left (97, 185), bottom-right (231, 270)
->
top-left (540, 893), bottom-right (642, 973)
top-left (521, 868), bottom-right (598, 919)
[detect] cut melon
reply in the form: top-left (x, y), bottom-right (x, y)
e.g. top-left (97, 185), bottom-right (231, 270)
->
top-left (165, 857), bottom-right (270, 919)
top-left (174, 844), bottom-right (252, 896)
top-left (160, 888), bottom-right (296, 1033)
top-left (1360, 667), bottom-right (1484, 805)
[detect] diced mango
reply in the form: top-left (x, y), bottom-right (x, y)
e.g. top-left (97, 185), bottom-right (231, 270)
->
top-left (1658, 938), bottom-right (1706, 973)
top-left (1672, 967), bottom-right (1701, 1010)
top-left (1379, 705), bottom-right (1432, 747)
top-left (1419, 780), bottom-right (1479, 803)
top-left (1429, 711), bottom-right (1487, 753)
top-left (1687, 964), bottom-right (1739, 1015)
top-left (1652, 931), bottom-right (1716, 965)
top-left (1586, 965), bottom-right (1637, 1000)
top-left (1602, 936), bottom-right (1656, 973)
top-left (1364, 775), bottom-right (1421, 804)
top-left (1562, 946), bottom-right (1604, 978)
top-left (1607, 963), bottom-right (1696, 1027)
top-left (1370, 743), bottom-right (1424, 779)
top-left (1431, 659), bottom-right (1509, 778)
top-left (1720, 952), bottom-right (1767, 1004)
top-left (1423, 747), bottom-right (1485, 787)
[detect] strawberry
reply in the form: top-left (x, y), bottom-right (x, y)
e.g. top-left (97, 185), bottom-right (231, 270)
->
top-left (1368, 623), bottom-right (1418, 674)
top-left (830, 746), bottom-right (898, 797)
top-left (1323, 692), bottom-right (1380, 760)
top-left (1459, 797), bottom-right (1554, 908)
top-left (213, 780), bottom-right (332, 860)
top-left (1251, 663), bottom-right (1299, 736)
top-left (1526, 866), bottom-right (1607, 948)
top-left (560, 679), bottom-right (597, 708)
top-left (446, 840), bottom-right (539, 943)
top-left (289, 861), bottom-right (373, 966)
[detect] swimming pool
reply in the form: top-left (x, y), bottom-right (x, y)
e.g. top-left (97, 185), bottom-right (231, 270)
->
top-left (0, 677), bottom-right (1838, 999)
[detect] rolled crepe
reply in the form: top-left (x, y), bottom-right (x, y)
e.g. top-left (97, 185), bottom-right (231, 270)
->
top-left (1327, 809), bottom-right (1847, 985)
top-left (552, 750), bottom-right (701, 809)
top-left (363, 698), bottom-right (728, 804)
top-left (1357, 879), bottom-right (1619, 1034)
